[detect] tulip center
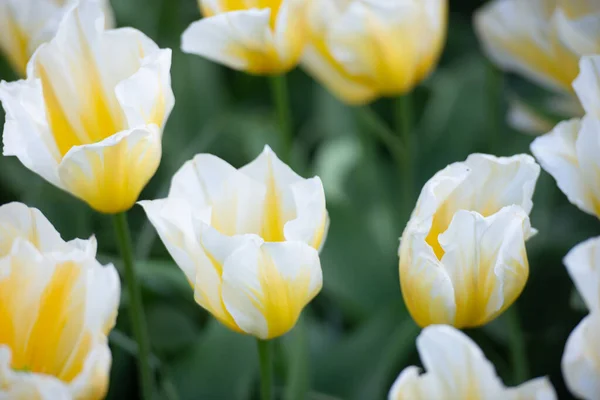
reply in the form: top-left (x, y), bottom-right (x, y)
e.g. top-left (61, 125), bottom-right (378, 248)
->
top-left (0, 260), bottom-right (93, 383)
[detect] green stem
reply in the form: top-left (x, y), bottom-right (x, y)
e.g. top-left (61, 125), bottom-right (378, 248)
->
top-left (394, 94), bottom-right (414, 216)
top-left (113, 213), bottom-right (154, 400)
top-left (257, 339), bottom-right (273, 400)
top-left (269, 74), bottom-right (294, 162)
top-left (506, 305), bottom-right (529, 384)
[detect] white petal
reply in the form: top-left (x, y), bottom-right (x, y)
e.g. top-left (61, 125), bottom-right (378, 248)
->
top-left (417, 325), bottom-right (504, 397)
top-left (555, 8), bottom-right (600, 57)
top-left (530, 118), bottom-right (596, 215)
top-left (562, 313), bottom-right (600, 400)
top-left (221, 241), bottom-right (322, 339)
top-left (573, 56), bottom-right (600, 119)
top-left (182, 10), bottom-right (291, 74)
top-left (564, 237), bottom-right (600, 311)
top-left (474, 0), bottom-right (578, 92)
top-left (388, 366), bottom-right (433, 399)
top-left (438, 206), bottom-right (531, 328)
top-left (68, 341), bottom-right (112, 400)
top-left (57, 126), bottom-right (162, 214)
top-left (273, 0), bottom-right (308, 65)
top-left (507, 97), bottom-right (555, 135)
top-left (0, 202), bottom-right (65, 256)
top-left (139, 197), bottom-right (211, 284)
top-left (284, 177), bottom-right (329, 251)
top-left (506, 377), bottom-right (557, 400)
top-left (115, 47), bottom-right (174, 129)
top-left (169, 154), bottom-right (266, 236)
top-left (0, 77), bottom-right (62, 187)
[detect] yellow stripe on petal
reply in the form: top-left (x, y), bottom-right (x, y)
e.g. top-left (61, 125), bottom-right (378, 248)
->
top-left (58, 128), bottom-right (161, 214)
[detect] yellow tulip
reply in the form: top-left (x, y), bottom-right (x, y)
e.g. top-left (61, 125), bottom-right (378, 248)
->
top-left (301, 0), bottom-right (448, 105)
top-left (475, 0), bottom-right (600, 94)
top-left (0, 202), bottom-right (120, 400)
top-left (0, 2), bottom-right (174, 214)
top-left (389, 325), bottom-right (556, 399)
top-left (0, 0), bottom-right (114, 76)
top-left (181, 0), bottom-right (308, 75)
top-left (141, 146), bottom-right (328, 339)
top-left (399, 154), bottom-right (540, 328)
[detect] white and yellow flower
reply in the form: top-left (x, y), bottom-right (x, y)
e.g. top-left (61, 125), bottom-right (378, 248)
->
top-left (181, 0), bottom-right (308, 75)
top-left (0, 1), bottom-right (174, 214)
top-left (301, 0), bottom-right (447, 105)
top-left (475, 0), bottom-right (600, 94)
top-left (0, 202), bottom-right (120, 400)
top-left (388, 325), bottom-right (556, 400)
top-left (0, 0), bottom-right (114, 76)
top-left (562, 237), bottom-right (600, 400)
top-left (399, 153), bottom-right (540, 328)
top-left (531, 56), bottom-right (600, 218)
top-left (141, 146), bottom-right (328, 339)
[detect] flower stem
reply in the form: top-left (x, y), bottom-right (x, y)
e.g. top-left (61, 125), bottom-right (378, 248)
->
top-left (269, 74), bottom-right (294, 162)
top-left (257, 339), bottom-right (273, 400)
top-left (113, 212), bottom-right (154, 399)
top-left (394, 93), bottom-right (414, 216)
top-left (506, 305), bottom-right (529, 384)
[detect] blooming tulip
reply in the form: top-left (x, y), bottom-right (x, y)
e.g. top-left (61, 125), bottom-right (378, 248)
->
top-left (0, 202), bottom-right (120, 399)
top-left (475, 0), bottom-right (600, 94)
top-left (562, 237), bottom-right (600, 400)
top-left (399, 154), bottom-right (540, 328)
top-left (141, 146), bottom-right (328, 339)
top-left (181, 0), bottom-right (308, 75)
top-left (531, 56), bottom-right (600, 218)
top-left (0, 1), bottom-right (174, 214)
top-left (301, 0), bottom-right (447, 105)
top-left (0, 0), bottom-right (114, 76)
top-left (389, 325), bottom-right (556, 400)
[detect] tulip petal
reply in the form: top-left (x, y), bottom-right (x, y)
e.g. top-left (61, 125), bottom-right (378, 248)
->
top-left (221, 241), bottom-right (322, 339)
top-left (573, 56), bottom-right (600, 118)
top-left (182, 9), bottom-right (286, 74)
top-left (506, 377), bottom-right (558, 400)
top-left (562, 313), bottom-right (600, 400)
top-left (507, 97), bottom-right (555, 136)
top-left (58, 126), bottom-right (162, 214)
top-left (474, 0), bottom-right (579, 92)
top-left (530, 118), bottom-right (596, 216)
top-left (0, 77), bottom-right (62, 186)
top-left (0, 202), bottom-right (65, 256)
top-left (115, 47), bottom-right (174, 129)
top-left (555, 8), bottom-right (600, 57)
top-left (273, 0), bottom-right (308, 64)
top-left (241, 146), bottom-right (329, 247)
top-left (564, 237), bottom-right (600, 311)
top-left (170, 154), bottom-right (266, 236)
top-left (438, 206), bottom-right (531, 328)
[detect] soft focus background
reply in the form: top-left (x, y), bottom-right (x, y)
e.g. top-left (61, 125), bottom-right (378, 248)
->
top-left (0, 0), bottom-right (593, 399)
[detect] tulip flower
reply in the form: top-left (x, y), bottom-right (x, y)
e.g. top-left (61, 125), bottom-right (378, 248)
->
top-left (0, 0), bottom-right (114, 76)
top-left (0, 202), bottom-right (120, 399)
top-left (399, 154), bottom-right (540, 328)
top-left (475, 0), bottom-right (600, 94)
top-left (301, 0), bottom-right (447, 105)
top-left (389, 325), bottom-right (556, 399)
top-left (141, 146), bottom-right (328, 340)
top-left (562, 237), bottom-right (600, 400)
top-left (0, 1), bottom-right (174, 214)
top-left (531, 56), bottom-right (600, 218)
top-left (181, 0), bottom-right (308, 75)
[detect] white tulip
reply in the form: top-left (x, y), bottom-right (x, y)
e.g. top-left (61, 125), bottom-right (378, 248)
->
top-left (0, 0), bottom-right (114, 75)
top-left (399, 153), bottom-right (540, 328)
top-left (141, 146), bottom-right (328, 339)
top-left (0, 1), bottom-right (174, 214)
top-left (182, 0), bottom-right (308, 75)
top-left (0, 202), bottom-right (120, 400)
top-left (389, 325), bottom-right (556, 400)
top-left (531, 56), bottom-right (600, 219)
top-left (562, 238), bottom-right (600, 400)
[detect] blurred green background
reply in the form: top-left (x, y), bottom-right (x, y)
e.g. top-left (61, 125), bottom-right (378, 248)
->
top-left (0, 0), bottom-right (594, 399)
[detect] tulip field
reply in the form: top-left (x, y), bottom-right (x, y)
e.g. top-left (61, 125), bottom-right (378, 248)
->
top-left (0, 0), bottom-right (598, 399)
